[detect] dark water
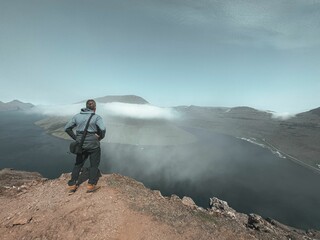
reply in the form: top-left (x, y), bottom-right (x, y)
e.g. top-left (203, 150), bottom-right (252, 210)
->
top-left (0, 111), bottom-right (319, 230)
top-left (0, 111), bottom-right (74, 178)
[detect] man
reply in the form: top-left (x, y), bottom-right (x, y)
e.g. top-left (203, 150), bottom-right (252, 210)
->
top-left (64, 99), bottom-right (106, 194)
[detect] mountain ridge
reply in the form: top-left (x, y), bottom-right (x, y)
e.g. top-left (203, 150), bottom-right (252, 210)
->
top-left (2, 95), bottom-right (320, 115)
top-left (297, 107), bottom-right (320, 117)
top-left (76, 95), bottom-right (149, 105)
top-left (0, 100), bottom-right (34, 111)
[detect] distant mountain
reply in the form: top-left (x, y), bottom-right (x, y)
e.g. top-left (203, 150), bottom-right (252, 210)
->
top-left (175, 104), bottom-right (320, 169)
top-left (310, 107), bottom-right (320, 116)
top-left (224, 106), bottom-right (273, 120)
top-left (91, 95), bottom-right (149, 104)
top-left (309, 107), bottom-right (320, 116)
top-left (176, 105), bottom-right (272, 121)
top-left (296, 107), bottom-right (320, 118)
top-left (0, 100), bottom-right (34, 112)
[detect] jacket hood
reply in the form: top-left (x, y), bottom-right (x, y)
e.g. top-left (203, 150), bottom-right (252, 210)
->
top-left (80, 108), bottom-right (95, 114)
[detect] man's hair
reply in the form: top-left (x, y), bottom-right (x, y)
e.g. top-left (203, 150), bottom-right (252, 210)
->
top-left (86, 99), bottom-right (96, 110)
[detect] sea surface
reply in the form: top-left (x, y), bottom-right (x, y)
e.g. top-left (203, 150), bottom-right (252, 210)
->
top-left (0, 111), bottom-right (319, 230)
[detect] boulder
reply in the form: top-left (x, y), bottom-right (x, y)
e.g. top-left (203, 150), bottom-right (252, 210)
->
top-left (247, 214), bottom-right (274, 233)
top-left (181, 196), bottom-right (197, 209)
top-left (209, 197), bottom-right (236, 219)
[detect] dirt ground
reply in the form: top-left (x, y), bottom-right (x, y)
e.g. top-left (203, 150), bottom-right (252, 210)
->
top-left (0, 169), bottom-right (317, 240)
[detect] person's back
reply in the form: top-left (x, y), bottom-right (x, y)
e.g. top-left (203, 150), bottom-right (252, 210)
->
top-left (64, 99), bottom-right (106, 194)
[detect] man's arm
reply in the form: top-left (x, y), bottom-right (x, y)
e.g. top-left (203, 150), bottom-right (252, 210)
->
top-left (96, 116), bottom-right (106, 140)
top-left (64, 116), bottom-right (77, 140)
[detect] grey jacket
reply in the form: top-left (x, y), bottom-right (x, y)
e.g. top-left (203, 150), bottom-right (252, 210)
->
top-left (64, 108), bottom-right (106, 150)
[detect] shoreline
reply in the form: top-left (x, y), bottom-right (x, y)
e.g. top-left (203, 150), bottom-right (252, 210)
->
top-left (240, 137), bottom-right (320, 174)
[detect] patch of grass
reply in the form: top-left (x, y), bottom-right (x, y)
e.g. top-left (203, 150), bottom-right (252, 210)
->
top-left (192, 211), bottom-right (217, 224)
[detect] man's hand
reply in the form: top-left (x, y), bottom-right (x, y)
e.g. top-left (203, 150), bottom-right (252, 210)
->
top-left (95, 133), bottom-right (101, 141)
top-left (65, 128), bottom-right (77, 141)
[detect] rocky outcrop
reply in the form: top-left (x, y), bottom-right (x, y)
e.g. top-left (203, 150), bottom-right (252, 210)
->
top-left (208, 196), bottom-right (320, 240)
top-left (0, 169), bottom-right (319, 240)
top-left (0, 168), bottom-right (45, 197)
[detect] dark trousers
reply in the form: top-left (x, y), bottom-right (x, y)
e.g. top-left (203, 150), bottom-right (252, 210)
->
top-left (68, 147), bottom-right (101, 186)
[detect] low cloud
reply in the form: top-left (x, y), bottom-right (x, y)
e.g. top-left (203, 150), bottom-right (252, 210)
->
top-left (101, 102), bottom-right (178, 120)
top-left (30, 102), bottom-right (179, 120)
top-left (30, 103), bottom-right (83, 116)
top-left (271, 112), bottom-right (295, 120)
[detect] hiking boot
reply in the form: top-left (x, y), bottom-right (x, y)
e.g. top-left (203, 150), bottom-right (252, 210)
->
top-left (86, 184), bottom-right (100, 193)
top-left (68, 185), bottom-right (78, 195)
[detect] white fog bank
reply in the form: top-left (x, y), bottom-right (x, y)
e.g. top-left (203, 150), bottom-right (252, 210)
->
top-left (30, 102), bottom-right (179, 120)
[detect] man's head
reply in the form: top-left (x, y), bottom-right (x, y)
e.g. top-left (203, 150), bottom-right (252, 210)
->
top-left (86, 99), bottom-right (96, 111)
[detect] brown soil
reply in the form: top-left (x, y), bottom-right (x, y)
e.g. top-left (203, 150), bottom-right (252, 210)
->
top-left (0, 169), bottom-right (318, 240)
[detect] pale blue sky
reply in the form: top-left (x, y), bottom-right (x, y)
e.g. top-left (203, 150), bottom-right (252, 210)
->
top-left (0, 0), bottom-right (320, 113)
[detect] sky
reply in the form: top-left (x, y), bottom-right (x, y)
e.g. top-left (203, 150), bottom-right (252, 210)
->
top-left (0, 0), bottom-right (320, 113)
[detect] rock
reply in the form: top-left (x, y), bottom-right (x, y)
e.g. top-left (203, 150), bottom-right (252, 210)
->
top-left (0, 169), bottom-right (45, 197)
top-left (209, 197), bottom-right (230, 211)
top-left (0, 168), bottom-right (44, 187)
top-left (209, 197), bottom-right (236, 219)
top-left (59, 173), bottom-right (71, 180)
top-left (170, 194), bottom-right (181, 201)
top-left (208, 197), bottom-right (250, 225)
top-left (153, 190), bottom-right (164, 199)
top-left (247, 214), bottom-right (274, 233)
top-left (181, 196), bottom-right (196, 208)
top-left (306, 229), bottom-right (320, 239)
top-left (12, 216), bottom-right (32, 226)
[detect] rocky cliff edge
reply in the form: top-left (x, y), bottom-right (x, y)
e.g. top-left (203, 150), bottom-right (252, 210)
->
top-left (0, 168), bottom-right (319, 240)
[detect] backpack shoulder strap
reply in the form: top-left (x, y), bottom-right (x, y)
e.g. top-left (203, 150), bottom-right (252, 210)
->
top-left (79, 113), bottom-right (95, 147)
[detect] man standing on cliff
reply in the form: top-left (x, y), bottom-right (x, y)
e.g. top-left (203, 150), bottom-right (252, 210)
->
top-left (64, 99), bottom-right (106, 194)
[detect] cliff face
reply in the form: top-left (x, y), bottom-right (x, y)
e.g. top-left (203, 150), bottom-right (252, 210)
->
top-left (0, 169), bottom-right (319, 240)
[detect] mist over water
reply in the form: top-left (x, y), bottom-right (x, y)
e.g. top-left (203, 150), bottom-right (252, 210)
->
top-left (101, 128), bottom-right (320, 230)
top-left (30, 102), bottom-right (179, 120)
top-left (1, 111), bottom-right (320, 230)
